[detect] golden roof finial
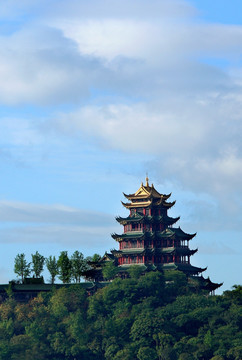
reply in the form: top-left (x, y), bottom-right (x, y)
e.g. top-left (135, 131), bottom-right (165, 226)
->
top-left (146, 173), bottom-right (149, 187)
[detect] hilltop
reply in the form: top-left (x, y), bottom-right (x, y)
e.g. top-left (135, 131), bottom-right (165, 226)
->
top-left (0, 271), bottom-right (241, 360)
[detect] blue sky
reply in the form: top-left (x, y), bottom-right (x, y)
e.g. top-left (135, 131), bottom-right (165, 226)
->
top-left (0, 0), bottom-right (242, 293)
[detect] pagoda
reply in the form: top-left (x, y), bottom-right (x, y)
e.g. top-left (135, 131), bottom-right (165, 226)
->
top-left (110, 177), bottom-right (222, 291)
top-left (83, 177), bottom-right (222, 292)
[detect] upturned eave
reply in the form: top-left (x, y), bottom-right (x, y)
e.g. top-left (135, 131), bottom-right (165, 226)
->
top-left (121, 200), bottom-right (152, 209)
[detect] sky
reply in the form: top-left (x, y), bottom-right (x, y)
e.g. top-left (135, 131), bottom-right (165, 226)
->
top-left (0, 0), bottom-right (241, 293)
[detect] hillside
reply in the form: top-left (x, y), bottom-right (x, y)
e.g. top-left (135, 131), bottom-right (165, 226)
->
top-left (0, 271), bottom-right (241, 360)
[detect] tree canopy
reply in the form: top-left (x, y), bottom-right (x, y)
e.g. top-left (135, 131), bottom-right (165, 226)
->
top-left (14, 253), bottom-right (30, 283)
top-left (0, 272), bottom-right (241, 360)
top-left (57, 251), bottom-right (72, 283)
top-left (31, 251), bottom-right (45, 278)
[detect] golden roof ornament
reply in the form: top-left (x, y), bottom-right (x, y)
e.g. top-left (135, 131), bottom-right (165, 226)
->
top-left (146, 174), bottom-right (149, 187)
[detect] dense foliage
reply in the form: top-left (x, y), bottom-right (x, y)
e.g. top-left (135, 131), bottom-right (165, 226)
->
top-left (0, 271), bottom-right (241, 360)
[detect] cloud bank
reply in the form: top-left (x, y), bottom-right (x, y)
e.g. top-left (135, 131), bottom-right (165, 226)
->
top-left (0, 1), bottom-right (241, 292)
top-left (0, 200), bottom-right (117, 247)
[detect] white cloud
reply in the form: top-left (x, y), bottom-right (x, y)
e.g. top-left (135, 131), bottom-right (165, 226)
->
top-left (0, 200), bottom-right (119, 251)
top-left (0, 25), bottom-right (106, 105)
top-left (0, 224), bottom-right (115, 246)
top-left (48, 93), bottom-right (242, 228)
top-left (0, 0), bottom-right (242, 106)
top-left (54, 102), bottom-right (202, 149)
top-left (51, 99), bottom-right (242, 175)
top-left (0, 0), bottom-right (242, 234)
top-left (55, 20), bottom-right (242, 64)
top-left (0, 200), bottom-right (114, 226)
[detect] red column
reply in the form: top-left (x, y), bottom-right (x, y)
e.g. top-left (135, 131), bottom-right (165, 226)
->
top-left (143, 255), bottom-right (145, 263)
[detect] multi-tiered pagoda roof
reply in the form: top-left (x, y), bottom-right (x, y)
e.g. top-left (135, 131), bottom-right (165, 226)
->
top-left (83, 177), bottom-right (222, 293)
top-left (110, 177), bottom-right (222, 290)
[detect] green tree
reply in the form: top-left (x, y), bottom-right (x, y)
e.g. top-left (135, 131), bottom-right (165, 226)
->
top-left (102, 262), bottom-right (118, 280)
top-left (9, 334), bottom-right (32, 360)
top-left (223, 285), bottom-right (242, 305)
top-left (71, 251), bottom-right (87, 283)
top-left (105, 343), bottom-right (120, 360)
top-left (137, 346), bottom-right (158, 360)
top-left (178, 353), bottom-right (195, 360)
top-left (31, 251), bottom-right (45, 278)
top-left (14, 254), bottom-right (30, 283)
top-left (46, 256), bottom-right (59, 284)
top-left (131, 310), bottom-right (164, 348)
top-left (164, 270), bottom-right (188, 299)
top-left (227, 346), bottom-right (242, 360)
top-left (92, 253), bottom-right (101, 262)
top-left (127, 265), bottom-right (144, 279)
top-left (57, 251), bottom-right (72, 283)
top-left (154, 333), bottom-right (176, 360)
top-left (113, 345), bottom-right (135, 360)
